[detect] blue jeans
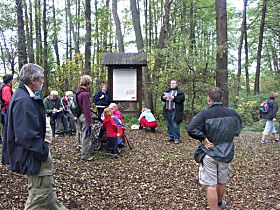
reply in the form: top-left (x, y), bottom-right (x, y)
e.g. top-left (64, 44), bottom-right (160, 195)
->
top-left (52, 112), bottom-right (69, 134)
top-left (166, 109), bottom-right (180, 141)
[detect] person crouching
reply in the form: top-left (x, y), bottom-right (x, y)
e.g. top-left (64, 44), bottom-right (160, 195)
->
top-left (102, 108), bottom-right (119, 158)
top-left (139, 108), bottom-right (158, 132)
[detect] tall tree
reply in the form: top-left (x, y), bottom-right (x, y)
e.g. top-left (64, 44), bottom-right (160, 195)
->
top-left (35, 0), bottom-right (42, 65)
top-left (52, 0), bottom-right (60, 66)
top-left (43, 0), bottom-right (48, 96)
top-left (28, 0), bottom-right (35, 63)
top-left (75, 0), bottom-right (81, 53)
top-left (237, 0), bottom-right (247, 97)
top-left (130, 0), bottom-right (153, 110)
top-left (24, 0), bottom-right (34, 63)
top-left (254, 0), bottom-right (267, 94)
top-left (84, 0), bottom-right (91, 74)
top-left (243, 0), bottom-right (250, 95)
top-left (16, 0), bottom-right (28, 70)
top-left (215, 0), bottom-right (228, 106)
top-left (112, 0), bottom-right (124, 52)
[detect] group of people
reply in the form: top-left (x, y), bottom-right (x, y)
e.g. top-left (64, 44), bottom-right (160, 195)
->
top-left (0, 62), bottom-right (277, 210)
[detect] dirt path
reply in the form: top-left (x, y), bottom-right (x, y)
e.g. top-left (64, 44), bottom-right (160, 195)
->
top-left (0, 130), bottom-right (279, 209)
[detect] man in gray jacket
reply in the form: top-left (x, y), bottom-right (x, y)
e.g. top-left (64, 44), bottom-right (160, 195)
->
top-left (186, 88), bottom-right (241, 210)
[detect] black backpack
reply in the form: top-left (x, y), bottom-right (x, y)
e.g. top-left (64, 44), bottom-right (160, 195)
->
top-left (70, 88), bottom-right (87, 117)
top-left (0, 83), bottom-right (5, 108)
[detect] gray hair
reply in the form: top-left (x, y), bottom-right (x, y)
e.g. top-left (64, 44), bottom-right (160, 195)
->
top-left (20, 63), bottom-right (44, 85)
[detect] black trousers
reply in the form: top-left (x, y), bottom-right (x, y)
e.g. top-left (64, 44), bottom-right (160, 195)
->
top-left (107, 137), bottom-right (118, 154)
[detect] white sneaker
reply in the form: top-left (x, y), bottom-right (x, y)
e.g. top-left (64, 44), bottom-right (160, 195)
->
top-left (260, 139), bottom-right (268, 144)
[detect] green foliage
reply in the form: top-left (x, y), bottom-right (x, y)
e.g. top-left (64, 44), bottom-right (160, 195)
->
top-left (235, 95), bottom-right (260, 126)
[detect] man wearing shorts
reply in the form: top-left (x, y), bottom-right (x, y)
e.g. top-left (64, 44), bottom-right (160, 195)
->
top-left (186, 88), bottom-right (242, 210)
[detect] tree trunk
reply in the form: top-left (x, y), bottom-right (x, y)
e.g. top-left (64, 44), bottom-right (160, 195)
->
top-left (215, 0), bottom-right (228, 106)
top-left (75, 0), bottom-right (81, 53)
top-left (130, 0), bottom-right (153, 111)
top-left (254, 0), bottom-right (267, 94)
top-left (67, 0), bottom-right (74, 59)
top-left (189, 0), bottom-right (195, 52)
top-left (52, 0), bottom-right (60, 66)
top-left (16, 0), bottom-right (28, 70)
top-left (35, 0), bottom-right (42, 65)
top-left (236, 0), bottom-right (247, 97)
top-left (112, 0), bottom-right (124, 52)
top-left (0, 42), bottom-right (7, 74)
top-left (84, 0), bottom-right (91, 74)
top-left (24, 0), bottom-right (33, 63)
top-left (65, 0), bottom-right (69, 60)
top-left (43, 0), bottom-right (48, 96)
top-left (243, 0), bottom-right (250, 95)
top-left (28, 0), bottom-right (35, 63)
top-left (181, 0), bottom-right (186, 35)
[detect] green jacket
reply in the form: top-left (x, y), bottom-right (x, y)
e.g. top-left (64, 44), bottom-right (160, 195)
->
top-left (43, 96), bottom-right (62, 115)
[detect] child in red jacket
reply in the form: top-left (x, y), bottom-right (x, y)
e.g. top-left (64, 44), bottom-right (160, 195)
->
top-left (102, 108), bottom-right (119, 158)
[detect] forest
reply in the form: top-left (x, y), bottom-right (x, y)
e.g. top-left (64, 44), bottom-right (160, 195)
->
top-left (0, 0), bottom-right (279, 126)
top-left (0, 1), bottom-right (280, 209)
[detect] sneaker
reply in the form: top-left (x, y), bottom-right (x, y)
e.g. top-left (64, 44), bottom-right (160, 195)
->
top-left (260, 139), bottom-right (268, 144)
top-left (174, 139), bottom-right (180, 144)
top-left (151, 128), bottom-right (156, 133)
top-left (112, 154), bottom-right (119, 159)
top-left (82, 156), bottom-right (94, 161)
top-left (218, 200), bottom-right (227, 210)
top-left (275, 138), bottom-right (279, 142)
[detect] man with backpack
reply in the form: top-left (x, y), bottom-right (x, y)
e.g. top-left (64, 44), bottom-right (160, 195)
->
top-left (260, 92), bottom-right (279, 143)
top-left (75, 75), bottom-right (94, 161)
top-left (186, 88), bottom-right (242, 210)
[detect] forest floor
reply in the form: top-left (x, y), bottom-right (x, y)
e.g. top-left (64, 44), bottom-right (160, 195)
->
top-left (0, 129), bottom-right (279, 210)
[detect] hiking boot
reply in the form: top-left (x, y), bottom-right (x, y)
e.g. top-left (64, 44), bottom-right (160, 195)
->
top-left (218, 200), bottom-right (227, 210)
top-left (260, 139), bottom-right (268, 144)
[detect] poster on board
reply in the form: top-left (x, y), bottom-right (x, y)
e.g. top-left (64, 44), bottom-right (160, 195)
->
top-left (113, 68), bottom-right (137, 101)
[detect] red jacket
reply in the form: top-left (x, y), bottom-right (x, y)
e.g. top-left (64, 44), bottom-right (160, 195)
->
top-left (102, 116), bottom-right (118, 138)
top-left (2, 84), bottom-right (13, 111)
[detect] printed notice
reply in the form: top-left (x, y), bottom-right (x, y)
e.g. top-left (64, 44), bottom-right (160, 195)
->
top-left (113, 69), bottom-right (137, 101)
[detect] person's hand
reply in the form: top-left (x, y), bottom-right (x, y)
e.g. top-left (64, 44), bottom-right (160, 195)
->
top-left (163, 96), bottom-right (167, 99)
top-left (202, 138), bottom-right (214, 150)
top-left (170, 96), bottom-right (175, 101)
top-left (100, 95), bottom-right (104, 99)
top-left (273, 118), bottom-right (277, 122)
top-left (53, 108), bottom-right (57, 112)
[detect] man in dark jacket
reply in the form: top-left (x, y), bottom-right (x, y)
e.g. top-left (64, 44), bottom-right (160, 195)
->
top-left (186, 88), bottom-right (241, 210)
top-left (161, 80), bottom-right (185, 144)
top-left (260, 92), bottom-right (278, 143)
top-left (2, 63), bottom-right (66, 209)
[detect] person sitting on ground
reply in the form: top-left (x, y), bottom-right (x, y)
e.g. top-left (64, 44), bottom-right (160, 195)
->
top-left (61, 91), bottom-right (76, 135)
top-left (138, 108), bottom-right (158, 132)
top-left (44, 91), bottom-right (69, 136)
top-left (102, 108), bottom-right (119, 158)
top-left (260, 92), bottom-right (279, 143)
top-left (93, 83), bottom-right (110, 121)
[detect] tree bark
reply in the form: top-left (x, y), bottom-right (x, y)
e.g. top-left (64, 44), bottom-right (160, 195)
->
top-left (215, 0), bottom-right (228, 106)
top-left (43, 0), bottom-right (48, 96)
top-left (254, 0), bottom-right (267, 94)
top-left (75, 0), bottom-right (81, 53)
top-left (84, 0), bottom-right (91, 74)
top-left (189, 0), bottom-right (195, 52)
top-left (52, 0), bottom-right (60, 66)
top-left (28, 0), bottom-right (35, 63)
top-left (16, 0), bottom-right (28, 70)
top-left (67, 0), bottom-right (74, 59)
top-left (236, 0), bottom-right (247, 97)
top-left (0, 42), bottom-right (7, 74)
top-left (243, 0), bottom-right (250, 95)
top-left (181, 0), bottom-right (186, 35)
top-left (24, 0), bottom-right (34, 63)
top-left (112, 0), bottom-right (124, 52)
top-left (130, 0), bottom-right (153, 111)
top-left (65, 0), bottom-right (69, 60)
top-left (35, 0), bottom-right (42, 65)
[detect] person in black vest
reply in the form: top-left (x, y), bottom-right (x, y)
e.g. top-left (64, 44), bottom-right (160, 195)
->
top-left (93, 83), bottom-right (110, 121)
top-left (186, 87), bottom-right (242, 210)
top-left (260, 92), bottom-right (279, 143)
top-left (161, 80), bottom-right (185, 144)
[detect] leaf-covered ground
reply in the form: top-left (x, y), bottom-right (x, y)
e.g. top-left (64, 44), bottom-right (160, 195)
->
top-left (0, 129), bottom-right (279, 210)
